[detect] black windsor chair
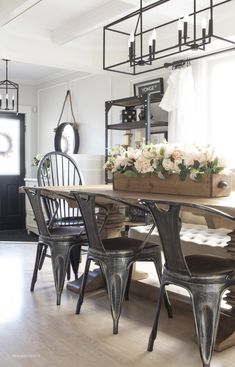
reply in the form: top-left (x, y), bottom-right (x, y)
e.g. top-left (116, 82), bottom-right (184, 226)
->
top-left (37, 151), bottom-right (85, 280)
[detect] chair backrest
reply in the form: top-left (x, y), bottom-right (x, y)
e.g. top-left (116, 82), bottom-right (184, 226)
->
top-left (37, 151), bottom-right (83, 224)
top-left (141, 199), bottom-right (235, 276)
top-left (72, 191), bottom-right (151, 253)
top-left (24, 187), bottom-right (52, 237)
top-left (72, 192), bottom-right (107, 252)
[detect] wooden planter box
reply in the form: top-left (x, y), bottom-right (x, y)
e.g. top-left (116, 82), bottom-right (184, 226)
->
top-left (113, 172), bottom-right (232, 197)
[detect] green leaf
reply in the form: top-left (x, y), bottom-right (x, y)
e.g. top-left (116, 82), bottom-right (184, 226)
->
top-left (123, 170), bottom-right (138, 177)
top-left (193, 160), bottom-right (200, 169)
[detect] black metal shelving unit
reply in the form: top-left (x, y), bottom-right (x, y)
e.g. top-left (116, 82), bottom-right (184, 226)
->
top-left (105, 92), bottom-right (168, 183)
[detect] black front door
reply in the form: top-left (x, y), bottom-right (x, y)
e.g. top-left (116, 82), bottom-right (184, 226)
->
top-left (0, 113), bottom-right (25, 230)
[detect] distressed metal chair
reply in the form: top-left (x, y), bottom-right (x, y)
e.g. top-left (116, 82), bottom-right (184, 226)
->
top-left (141, 199), bottom-right (235, 367)
top-left (72, 191), bottom-right (172, 335)
top-left (37, 151), bottom-right (84, 279)
top-left (24, 186), bottom-right (85, 305)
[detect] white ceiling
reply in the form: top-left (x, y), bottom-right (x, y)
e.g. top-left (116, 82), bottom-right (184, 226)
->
top-left (0, 0), bottom-right (234, 84)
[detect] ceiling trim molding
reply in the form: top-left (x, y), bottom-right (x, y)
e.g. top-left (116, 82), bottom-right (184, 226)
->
top-left (0, 0), bottom-right (42, 27)
top-left (52, 0), bottom-right (135, 45)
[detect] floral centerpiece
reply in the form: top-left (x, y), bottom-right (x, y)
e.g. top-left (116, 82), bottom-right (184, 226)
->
top-left (105, 143), bottom-right (228, 181)
top-left (104, 143), bottom-right (231, 197)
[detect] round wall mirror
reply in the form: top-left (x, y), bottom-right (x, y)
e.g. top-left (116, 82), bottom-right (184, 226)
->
top-left (54, 122), bottom-right (80, 154)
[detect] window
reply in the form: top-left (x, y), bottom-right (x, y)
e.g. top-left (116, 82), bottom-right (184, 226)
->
top-left (0, 117), bottom-right (20, 175)
top-left (207, 54), bottom-right (235, 167)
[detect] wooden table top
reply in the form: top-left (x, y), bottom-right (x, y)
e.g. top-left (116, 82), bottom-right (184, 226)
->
top-left (30, 184), bottom-right (235, 216)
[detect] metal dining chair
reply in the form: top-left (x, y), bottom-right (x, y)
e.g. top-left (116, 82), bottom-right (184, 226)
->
top-left (37, 151), bottom-right (84, 279)
top-left (71, 191), bottom-right (172, 335)
top-left (141, 199), bottom-right (235, 367)
top-left (24, 186), bottom-right (85, 305)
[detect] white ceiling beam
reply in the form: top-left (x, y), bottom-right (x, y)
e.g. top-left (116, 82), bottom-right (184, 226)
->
top-left (0, 0), bottom-right (42, 27)
top-left (52, 0), bottom-right (136, 45)
top-left (0, 29), bottom-right (100, 74)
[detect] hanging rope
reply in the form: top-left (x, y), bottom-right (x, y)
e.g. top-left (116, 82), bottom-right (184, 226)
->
top-left (57, 90), bottom-right (77, 128)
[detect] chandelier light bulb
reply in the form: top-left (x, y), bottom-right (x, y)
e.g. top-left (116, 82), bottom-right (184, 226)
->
top-left (178, 18), bottom-right (183, 31)
top-left (128, 32), bottom-right (135, 47)
top-left (152, 28), bottom-right (157, 41)
top-left (201, 17), bottom-right (207, 29)
top-left (130, 33), bottom-right (134, 42)
top-left (183, 14), bottom-right (189, 24)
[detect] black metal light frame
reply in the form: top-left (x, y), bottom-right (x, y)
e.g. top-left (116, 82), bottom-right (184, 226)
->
top-left (103, 0), bottom-right (235, 75)
top-left (0, 59), bottom-right (19, 113)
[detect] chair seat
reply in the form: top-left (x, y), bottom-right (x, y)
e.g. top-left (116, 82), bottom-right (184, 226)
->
top-left (40, 226), bottom-right (84, 242)
top-left (51, 216), bottom-right (84, 227)
top-left (186, 254), bottom-right (235, 277)
top-left (102, 237), bottom-right (157, 252)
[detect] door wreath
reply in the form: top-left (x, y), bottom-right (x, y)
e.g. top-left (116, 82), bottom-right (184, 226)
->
top-left (0, 132), bottom-right (13, 157)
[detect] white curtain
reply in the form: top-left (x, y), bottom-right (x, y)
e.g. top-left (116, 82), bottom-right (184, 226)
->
top-left (159, 65), bottom-right (196, 144)
top-left (159, 54), bottom-right (235, 168)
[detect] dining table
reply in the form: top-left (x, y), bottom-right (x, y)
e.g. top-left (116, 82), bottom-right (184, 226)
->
top-left (34, 184), bottom-right (235, 352)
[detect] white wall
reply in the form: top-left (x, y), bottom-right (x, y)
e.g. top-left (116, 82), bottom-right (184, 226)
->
top-left (18, 83), bottom-right (38, 178)
top-left (35, 69), bottom-right (171, 181)
top-left (36, 72), bottom-right (114, 183)
top-left (37, 73), bottom-right (112, 155)
top-left (37, 82), bottom-right (67, 154)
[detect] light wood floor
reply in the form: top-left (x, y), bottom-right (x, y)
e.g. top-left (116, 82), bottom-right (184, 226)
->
top-left (0, 242), bottom-right (234, 367)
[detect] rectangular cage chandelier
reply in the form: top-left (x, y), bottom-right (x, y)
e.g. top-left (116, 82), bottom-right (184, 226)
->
top-left (0, 59), bottom-right (19, 113)
top-left (103, 0), bottom-right (235, 75)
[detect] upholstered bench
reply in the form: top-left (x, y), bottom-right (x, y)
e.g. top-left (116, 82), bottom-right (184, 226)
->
top-left (129, 223), bottom-right (231, 256)
top-left (129, 222), bottom-right (231, 300)
top-left (129, 222), bottom-right (231, 257)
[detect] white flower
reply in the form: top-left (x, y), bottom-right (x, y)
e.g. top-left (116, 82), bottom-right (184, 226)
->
top-left (142, 145), bottom-right (158, 160)
top-left (162, 158), bottom-right (174, 171)
top-left (127, 148), bottom-right (141, 160)
top-left (134, 157), bottom-right (154, 174)
top-left (113, 156), bottom-right (132, 171)
top-left (163, 145), bottom-right (174, 158)
top-left (182, 151), bottom-right (195, 166)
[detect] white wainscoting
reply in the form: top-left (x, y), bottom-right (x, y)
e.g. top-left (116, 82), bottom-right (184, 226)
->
top-left (71, 154), bottom-right (105, 184)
